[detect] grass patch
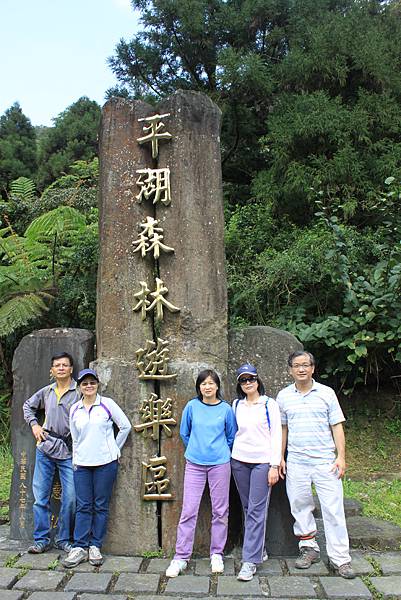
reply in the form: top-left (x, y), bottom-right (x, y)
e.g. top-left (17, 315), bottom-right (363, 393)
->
top-left (0, 445), bottom-right (12, 521)
top-left (343, 478), bottom-right (401, 528)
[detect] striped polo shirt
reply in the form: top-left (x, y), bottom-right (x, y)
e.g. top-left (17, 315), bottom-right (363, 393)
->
top-left (276, 380), bottom-right (345, 465)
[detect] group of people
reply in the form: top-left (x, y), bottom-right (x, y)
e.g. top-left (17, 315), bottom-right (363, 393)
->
top-left (23, 349), bottom-right (355, 580)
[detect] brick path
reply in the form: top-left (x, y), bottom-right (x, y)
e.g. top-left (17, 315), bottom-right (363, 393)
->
top-left (1, 528), bottom-right (401, 600)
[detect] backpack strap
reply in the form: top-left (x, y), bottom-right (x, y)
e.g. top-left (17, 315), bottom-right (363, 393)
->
top-left (99, 398), bottom-right (112, 420)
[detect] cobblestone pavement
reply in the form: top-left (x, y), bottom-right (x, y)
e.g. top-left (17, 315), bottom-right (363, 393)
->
top-left (1, 534), bottom-right (401, 600)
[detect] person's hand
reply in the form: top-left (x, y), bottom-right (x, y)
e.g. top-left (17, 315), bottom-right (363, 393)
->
top-left (31, 424), bottom-right (47, 443)
top-left (279, 458), bottom-right (286, 479)
top-left (268, 466), bottom-right (279, 487)
top-left (330, 457), bottom-right (346, 478)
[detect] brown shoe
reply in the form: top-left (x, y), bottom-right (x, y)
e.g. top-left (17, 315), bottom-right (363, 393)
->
top-left (330, 561), bottom-right (356, 579)
top-left (295, 547), bottom-right (320, 569)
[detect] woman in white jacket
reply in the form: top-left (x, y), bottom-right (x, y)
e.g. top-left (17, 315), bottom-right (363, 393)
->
top-left (63, 368), bottom-right (131, 568)
top-left (231, 363), bottom-right (282, 581)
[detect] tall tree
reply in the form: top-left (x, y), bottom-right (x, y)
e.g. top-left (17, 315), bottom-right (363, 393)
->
top-left (0, 103), bottom-right (37, 195)
top-left (37, 97), bottom-right (101, 189)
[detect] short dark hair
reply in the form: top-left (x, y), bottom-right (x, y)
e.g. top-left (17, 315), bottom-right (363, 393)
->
top-left (236, 375), bottom-right (265, 399)
top-left (287, 350), bottom-right (315, 368)
top-left (51, 352), bottom-right (74, 367)
top-left (195, 369), bottom-right (223, 401)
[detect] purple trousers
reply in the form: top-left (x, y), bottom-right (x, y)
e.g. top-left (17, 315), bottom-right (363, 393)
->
top-left (174, 460), bottom-right (231, 560)
top-left (231, 458), bottom-right (272, 564)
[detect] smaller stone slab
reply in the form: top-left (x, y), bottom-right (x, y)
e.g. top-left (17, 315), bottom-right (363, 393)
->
top-left (268, 575), bottom-right (316, 597)
top-left (286, 558), bottom-right (329, 575)
top-left (313, 496), bottom-right (362, 518)
top-left (0, 592), bottom-right (24, 600)
top-left (370, 575), bottom-right (401, 598)
top-left (195, 557), bottom-right (235, 575)
top-left (15, 551), bottom-right (60, 569)
top-left (64, 572), bottom-right (112, 593)
top-left (374, 552), bottom-right (401, 574)
top-left (80, 595), bottom-right (128, 600)
top-left (347, 517), bottom-right (401, 550)
top-left (166, 574), bottom-right (210, 595)
top-left (319, 576), bottom-right (372, 598)
top-left (0, 567), bottom-right (20, 589)
top-left (57, 560), bottom-right (97, 572)
top-left (100, 555), bottom-right (142, 572)
top-left (146, 558), bottom-right (172, 573)
top-left (13, 569), bottom-right (65, 591)
top-left (28, 594), bottom-right (76, 600)
top-left (217, 576), bottom-right (262, 596)
top-left (256, 559), bottom-right (283, 575)
top-left (114, 573), bottom-right (160, 594)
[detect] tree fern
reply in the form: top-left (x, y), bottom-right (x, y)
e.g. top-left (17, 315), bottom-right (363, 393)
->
top-left (25, 205), bottom-right (86, 240)
top-left (0, 292), bottom-right (52, 337)
top-left (9, 177), bottom-right (36, 204)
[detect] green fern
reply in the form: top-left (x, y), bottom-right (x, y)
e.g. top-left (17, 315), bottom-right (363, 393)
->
top-left (25, 205), bottom-right (86, 240)
top-left (9, 177), bottom-right (36, 204)
top-left (0, 292), bottom-right (52, 337)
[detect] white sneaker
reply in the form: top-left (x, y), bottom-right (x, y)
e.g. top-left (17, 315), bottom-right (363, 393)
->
top-left (89, 545), bottom-right (103, 566)
top-left (237, 561), bottom-right (257, 581)
top-left (62, 547), bottom-right (88, 568)
top-left (166, 559), bottom-right (188, 577)
top-left (210, 553), bottom-right (224, 574)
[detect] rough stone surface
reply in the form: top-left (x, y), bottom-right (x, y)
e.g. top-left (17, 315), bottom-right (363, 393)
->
top-left (347, 517), bottom-right (401, 550)
top-left (64, 572), bottom-right (112, 592)
top-left (28, 594), bottom-right (76, 600)
top-left (114, 573), bottom-right (160, 593)
top-left (0, 592), bottom-right (24, 600)
top-left (165, 574), bottom-right (210, 595)
top-left (13, 569), bottom-right (66, 590)
top-left (14, 551), bottom-right (60, 569)
top-left (216, 576), bottom-right (262, 596)
top-left (100, 555), bottom-right (142, 572)
top-left (228, 325), bottom-right (302, 557)
top-left (80, 595), bottom-right (128, 600)
top-left (0, 550), bottom-right (19, 567)
top-left (10, 328), bottom-right (94, 541)
top-left (348, 552), bottom-right (375, 575)
top-left (146, 558), bottom-right (172, 573)
top-left (370, 575), bottom-right (401, 598)
top-left (267, 575), bottom-right (317, 597)
top-left (0, 567), bottom-right (20, 588)
top-left (374, 551), bottom-right (401, 574)
top-left (319, 576), bottom-right (372, 598)
top-left (256, 559), bottom-right (284, 575)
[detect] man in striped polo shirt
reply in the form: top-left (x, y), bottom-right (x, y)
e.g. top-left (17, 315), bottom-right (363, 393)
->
top-left (277, 351), bottom-right (355, 579)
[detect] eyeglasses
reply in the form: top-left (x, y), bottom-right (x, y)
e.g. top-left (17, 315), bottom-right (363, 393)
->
top-left (291, 364), bottom-right (313, 370)
top-left (239, 376), bottom-right (258, 384)
top-left (80, 380), bottom-right (98, 386)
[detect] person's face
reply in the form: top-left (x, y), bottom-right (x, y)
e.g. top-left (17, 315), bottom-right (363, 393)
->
top-left (51, 358), bottom-right (73, 381)
top-left (79, 377), bottom-right (98, 395)
top-left (238, 374), bottom-right (258, 395)
top-left (289, 354), bottom-right (315, 385)
top-left (199, 376), bottom-right (218, 400)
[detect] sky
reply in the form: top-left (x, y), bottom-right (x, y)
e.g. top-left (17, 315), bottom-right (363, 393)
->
top-left (0, 0), bottom-right (139, 126)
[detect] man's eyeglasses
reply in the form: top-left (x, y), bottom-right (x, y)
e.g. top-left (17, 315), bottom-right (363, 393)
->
top-left (291, 364), bottom-right (313, 370)
top-left (239, 376), bottom-right (258, 385)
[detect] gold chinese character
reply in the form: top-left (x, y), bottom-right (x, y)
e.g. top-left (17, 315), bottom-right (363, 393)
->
top-left (132, 217), bottom-right (175, 259)
top-left (52, 481), bottom-right (62, 501)
top-left (137, 114), bottom-right (172, 158)
top-left (134, 393), bottom-right (176, 441)
top-left (136, 169), bottom-right (171, 206)
top-left (133, 278), bottom-right (180, 321)
top-left (135, 337), bottom-right (177, 380)
top-left (142, 456), bottom-right (173, 500)
top-left (51, 514), bottom-right (59, 529)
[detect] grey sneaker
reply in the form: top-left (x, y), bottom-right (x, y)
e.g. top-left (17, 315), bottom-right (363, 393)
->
top-left (55, 542), bottom-right (73, 553)
top-left (28, 542), bottom-right (51, 554)
top-left (295, 547), bottom-right (320, 569)
top-left (89, 545), bottom-right (103, 566)
top-left (237, 562), bottom-right (257, 581)
top-left (330, 561), bottom-right (356, 579)
top-left (62, 547), bottom-right (88, 568)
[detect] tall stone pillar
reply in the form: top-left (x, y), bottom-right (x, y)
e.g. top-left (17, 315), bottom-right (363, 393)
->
top-left (96, 92), bottom-right (227, 554)
top-left (9, 328), bottom-right (94, 541)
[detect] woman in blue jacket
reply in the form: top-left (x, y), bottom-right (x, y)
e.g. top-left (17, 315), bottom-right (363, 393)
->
top-left (166, 369), bottom-right (237, 578)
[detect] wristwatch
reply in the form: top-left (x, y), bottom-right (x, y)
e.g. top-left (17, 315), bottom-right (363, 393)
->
top-left (271, 465), bottom-right (279, 469)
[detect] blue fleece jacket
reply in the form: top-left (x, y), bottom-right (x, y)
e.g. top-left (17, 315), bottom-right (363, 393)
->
top-left (180, 397), bottom-right (237, 465)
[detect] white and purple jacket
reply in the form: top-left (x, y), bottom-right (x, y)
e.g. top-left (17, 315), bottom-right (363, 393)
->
top-left (70, 394), bottom-right (131, 467)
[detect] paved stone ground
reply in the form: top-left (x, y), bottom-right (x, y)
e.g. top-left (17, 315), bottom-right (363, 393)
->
top-left (1, 526), bottom-right (401, 600)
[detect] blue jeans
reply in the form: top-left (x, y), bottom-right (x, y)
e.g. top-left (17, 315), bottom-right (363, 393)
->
top-left (32, 448), bottom-right (76, 546)
top-left (73, 460), bottom-right (118, 549)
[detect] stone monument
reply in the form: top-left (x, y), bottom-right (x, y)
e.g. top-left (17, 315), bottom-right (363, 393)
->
top-left (9, 328), bottom-right (94, 541)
